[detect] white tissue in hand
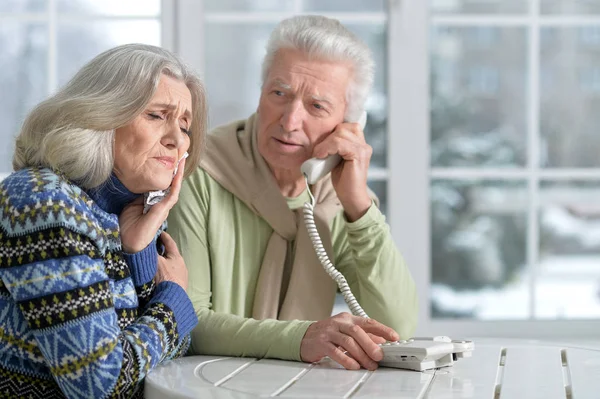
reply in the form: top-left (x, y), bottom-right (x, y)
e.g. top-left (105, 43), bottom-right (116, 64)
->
top-left (142, 152), bottom-right (188, 214)
top-left (143, 189), bottom-right (169, 214)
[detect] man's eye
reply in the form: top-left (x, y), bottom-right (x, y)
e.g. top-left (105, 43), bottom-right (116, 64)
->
top-left (274, 90), bottom-right (284, 96)
top-left (313, 103), bottom-right (324, 110)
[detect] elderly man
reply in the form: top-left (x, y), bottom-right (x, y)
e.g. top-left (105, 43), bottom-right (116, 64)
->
top-left (168, 15), bottom-right (417, 371)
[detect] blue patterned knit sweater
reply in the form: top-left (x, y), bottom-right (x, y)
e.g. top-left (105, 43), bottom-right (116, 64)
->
top-left (0, 167), bottom-right (198, 398)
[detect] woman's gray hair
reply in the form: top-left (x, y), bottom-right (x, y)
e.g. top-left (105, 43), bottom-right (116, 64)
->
top-left (261, 15), bottom-right (374, 122)
top-left (13, 43), bottom-right (207, 189)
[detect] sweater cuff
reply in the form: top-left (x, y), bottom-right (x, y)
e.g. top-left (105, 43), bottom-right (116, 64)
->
top-left (151, 281), bottom-right (198, 339)
top-left (290, 321), bottom-right (315, 361)
top-left (344, 201), bottom-right (384, 231)
top-left (122, 239), bottom-right (158, 286)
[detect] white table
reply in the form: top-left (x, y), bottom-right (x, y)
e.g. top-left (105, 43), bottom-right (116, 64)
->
top-left (145, 338), bottom-right (600, 398)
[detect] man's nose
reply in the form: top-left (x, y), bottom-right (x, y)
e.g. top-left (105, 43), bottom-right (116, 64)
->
top-left (280, 101), bottom-right (305, 132)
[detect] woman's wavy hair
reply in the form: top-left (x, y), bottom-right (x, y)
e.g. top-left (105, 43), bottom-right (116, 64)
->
top-left (13, 43), bottom-right (207, 188)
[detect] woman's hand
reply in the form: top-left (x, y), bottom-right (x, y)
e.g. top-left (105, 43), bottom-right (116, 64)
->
top-left (119, 158), bottom-right (186, 253)
top-left (155, 231), bottom-right (188, 291)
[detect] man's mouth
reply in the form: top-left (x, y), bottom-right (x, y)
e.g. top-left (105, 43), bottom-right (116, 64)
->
top-left (274, 137), bottom-right (302, 146)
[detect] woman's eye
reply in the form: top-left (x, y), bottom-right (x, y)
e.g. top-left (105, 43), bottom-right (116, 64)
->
top-left (180, 127), bottom-right (191, 135)
top-left (148, 113), bottom-right (164, 120)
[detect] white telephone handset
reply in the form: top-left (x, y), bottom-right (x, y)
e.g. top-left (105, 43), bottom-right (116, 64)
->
top-left (300, 111), bottom-right (367, 184)
top-left (301, 111), bottom-right (370, 318)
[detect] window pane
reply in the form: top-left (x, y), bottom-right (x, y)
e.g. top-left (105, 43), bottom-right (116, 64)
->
top-left (204, 0), bottom-right (294, 12)
top-left (537, 181), bottom-right (600, 318)
top-left (431, 0), bottom-right (528, 14)
top-left (540, 27), bottom-right (600, 168)
top-left (302, 0), bottom-right (386, 12)
top-left (430, 27), bottom-right (527, 168)
top-left (57, 0), bottom-right (160, 16)
top-left (431, 180), bottom-right (528, 319)
top-left (368, 180), bottom-right (387, 216)
top-left (0, 0), bottom-right (46, 12)
top-left (57, 21), bottom-right (160, 86)
top-left (541, 0), bottom-right (600, 14)
top-left (204, 22), bottom-right (388, 168)
top-left (346, 23), bottom-right (387, 168)
top-left (0, 22), bottom-right (48, 173)
top-left (204, 23), bottom-right (272, 128)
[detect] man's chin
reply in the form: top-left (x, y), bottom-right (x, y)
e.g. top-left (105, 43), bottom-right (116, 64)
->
top-left (268, 156), bottom-right (305, 173)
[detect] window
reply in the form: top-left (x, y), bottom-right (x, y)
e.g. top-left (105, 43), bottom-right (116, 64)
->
top-left (0, 0), bottom-right (167, 180)
top-left (542, 0), bottom-right (600, 15)
top-left (579, 26), bottom-right (600, 46)
top-left (395, 1), bottom-right (600, 336)
top-left (467, 27), bottom-right (499, 47)
top-left (467, 66), bottom-right (500, 95)
top-left (431, 0), bottom-right (526, 14)
top-left (579, 68), bottom-right (600, 94)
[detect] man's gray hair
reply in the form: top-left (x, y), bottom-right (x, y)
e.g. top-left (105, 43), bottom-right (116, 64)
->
top-left (13, 43), bottom-right (207, 189)
top-left (261, 15), bottom-right (374, 122)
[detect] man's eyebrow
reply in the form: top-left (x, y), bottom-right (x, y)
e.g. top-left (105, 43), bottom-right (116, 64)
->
top-left (271, 79), bottom-right (292, 90)
top-left (269, 80), bottom-right (333, 105)
top-left (148, 102), bottom-right (192, 119)
top-left (310, 94), bottom-right (333, 105)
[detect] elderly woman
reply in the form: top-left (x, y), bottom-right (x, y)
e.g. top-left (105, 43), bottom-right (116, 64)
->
top-left (168, 15), bottom-right (417, 371)
top-left (0, 44), bottom-right (205, 398)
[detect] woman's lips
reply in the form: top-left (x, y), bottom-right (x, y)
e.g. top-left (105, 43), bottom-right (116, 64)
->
top-left (154, 156), bottom-right (175, 168)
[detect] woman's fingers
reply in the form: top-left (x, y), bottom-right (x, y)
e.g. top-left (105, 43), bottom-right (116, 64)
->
top-left (160, 231), bottom-right (180, 258)
top-left (165, 157), bottom-right (186, 206)
top-left (145, 157), bottom-right (186, 220)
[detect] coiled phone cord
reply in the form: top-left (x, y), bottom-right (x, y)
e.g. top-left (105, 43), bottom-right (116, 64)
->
top-left (303, 176), bottom-right (369, 319)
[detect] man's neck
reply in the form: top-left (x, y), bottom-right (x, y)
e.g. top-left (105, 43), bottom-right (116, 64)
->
top-left (269, 165), bottom-right (307, 198)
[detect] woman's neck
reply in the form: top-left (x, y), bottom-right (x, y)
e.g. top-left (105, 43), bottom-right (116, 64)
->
top-left (87, 173), bottom-right (140, 215)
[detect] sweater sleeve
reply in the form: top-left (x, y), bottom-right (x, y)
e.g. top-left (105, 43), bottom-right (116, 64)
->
top-left (168, 169), bottom-right (313, 361)
top-left (121, 224), bottom-right (193, 361)
top-left (0, 199), bottom-right (197, 398)
top-left (331, 202), bottom-right (419, 339)
top-left (122, 239), bottom-right (158, 309)
top-left (121, 220), bottom-right (168, 309)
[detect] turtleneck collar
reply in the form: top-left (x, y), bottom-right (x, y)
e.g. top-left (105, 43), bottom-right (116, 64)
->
top-left (87, 174), bottom-right (141, 215)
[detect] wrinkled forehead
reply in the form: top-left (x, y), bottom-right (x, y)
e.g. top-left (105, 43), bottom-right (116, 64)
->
top-left (152, 75), bottom-right (193, 116)
top-left (266, 50), bottom-right (352, 100)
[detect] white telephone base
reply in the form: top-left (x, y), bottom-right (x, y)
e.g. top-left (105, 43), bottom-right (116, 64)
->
top-left (378, 336), bottom-right (474, 372)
